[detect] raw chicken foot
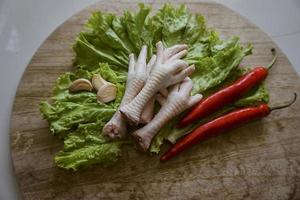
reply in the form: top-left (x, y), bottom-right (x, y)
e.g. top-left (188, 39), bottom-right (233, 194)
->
top-left (103, 46), bottom-right (148, 138)
top-left (132, 78), bottom-right (203, 151)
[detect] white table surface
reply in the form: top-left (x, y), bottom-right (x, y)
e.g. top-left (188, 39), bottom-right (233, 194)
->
top-left (0, 0), bottom-right (299, 199)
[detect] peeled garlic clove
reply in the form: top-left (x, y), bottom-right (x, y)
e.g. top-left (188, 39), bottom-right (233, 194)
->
top-left (69, 78), bottom-right (93, 92)
top-left (92, 74), bottom-right (105, 91)
top-left (97, 83), bottom-right (117, 103)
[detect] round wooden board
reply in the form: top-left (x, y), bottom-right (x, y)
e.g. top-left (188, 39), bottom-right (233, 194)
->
top-left (11, 0), bottom-right (300, 199)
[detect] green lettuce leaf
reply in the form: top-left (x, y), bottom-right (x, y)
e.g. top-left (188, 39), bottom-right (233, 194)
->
top-left (156, 4), bottom-right (189, 47)
top-left (182, 14), bottom-right (206, 45)
top-left (73, 34), bottom-right (127, 71)
top-left (41, 101), bottom-right (115, 134)
top-left (54, 121), bottom-right (124, 170)
top-left (40, 63), bottom-right (126, 170)
top-left (123, 4), bottom-right (152, 54)
top-left (55, 143), bottom-right (122, 171)
top-left (190, 38), bottom-right (253, 94)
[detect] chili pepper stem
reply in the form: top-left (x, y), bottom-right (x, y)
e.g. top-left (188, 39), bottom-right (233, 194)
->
top-left (267, 48), bottom-right (278, 69)
top-left (270, 93), bottom-right (297, 111)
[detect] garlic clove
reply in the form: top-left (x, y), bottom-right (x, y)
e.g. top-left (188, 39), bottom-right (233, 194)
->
top-left (69, 78), bottom-right (93, 92)
top-left (97, 83), bottom-right (117, 103)
top-left (91, 74), bottom-right (105, 91)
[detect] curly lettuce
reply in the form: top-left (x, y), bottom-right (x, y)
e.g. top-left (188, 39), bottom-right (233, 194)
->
top-left (55, 121), bottom-right (124, 170)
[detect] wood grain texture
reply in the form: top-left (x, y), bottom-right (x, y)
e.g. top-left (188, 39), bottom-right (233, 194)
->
top-left (11, 0), bottom-right (300, 199)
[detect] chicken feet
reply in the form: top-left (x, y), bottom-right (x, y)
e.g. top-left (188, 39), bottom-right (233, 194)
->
top-left (120, 41), bottom-right (193, 125)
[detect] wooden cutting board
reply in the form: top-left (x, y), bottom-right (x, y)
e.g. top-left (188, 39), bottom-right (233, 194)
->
top-left (11, 0), bottom-right (300, 199)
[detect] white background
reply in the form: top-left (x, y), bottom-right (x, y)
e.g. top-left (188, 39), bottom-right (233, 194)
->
top-left (0, 0), bottom-right (299, 199)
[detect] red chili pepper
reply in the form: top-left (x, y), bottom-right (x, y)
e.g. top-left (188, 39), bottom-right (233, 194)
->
top-left (177, 49), bottom-right (277, 129)
top-left (161, 93), bottom-right (297, 162)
